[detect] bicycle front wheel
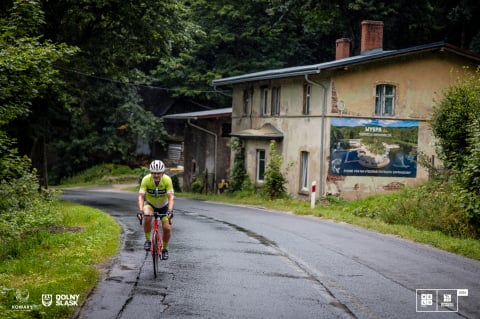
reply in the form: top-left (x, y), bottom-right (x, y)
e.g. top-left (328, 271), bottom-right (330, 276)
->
top-left (152, 231), bottom-right (159, 278)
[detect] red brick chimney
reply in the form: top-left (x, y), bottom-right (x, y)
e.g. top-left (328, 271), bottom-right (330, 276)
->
top-left (336, 38), bottom-right (351, 60)
top-left (361, 20), bottom-right (384, 54)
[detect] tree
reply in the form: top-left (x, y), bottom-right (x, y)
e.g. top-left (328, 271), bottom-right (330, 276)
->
top-left (5, 0), bottom-right (198, 182)
top-left (0, 0), bottom-right (76, 179)
top-left (430, 69), bottom-right (480, 171)
top-left (155, 0), bottom-right (340, 106)
top-left (0, 0), bottom-right (76, 126)
top-left (430, 68), bottom-right (480, 230)
top-left (0, 0), bottom-right (74, 246)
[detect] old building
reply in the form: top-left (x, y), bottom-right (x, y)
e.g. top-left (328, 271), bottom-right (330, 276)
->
top-left (212, 21), bottom-right (480, 200)
top-left (163, 108), bottom-right (232, 192)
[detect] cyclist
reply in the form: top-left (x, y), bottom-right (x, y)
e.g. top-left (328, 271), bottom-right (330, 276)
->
top-left (138, 160), bottom-right (174, 260)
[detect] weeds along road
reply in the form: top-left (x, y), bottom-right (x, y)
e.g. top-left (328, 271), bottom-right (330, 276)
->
top-left (61, 186), bottom-right (480, 319)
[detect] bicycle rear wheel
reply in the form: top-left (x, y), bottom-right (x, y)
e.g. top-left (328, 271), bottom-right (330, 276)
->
top-left (152, 231), bottom-right (159, 278)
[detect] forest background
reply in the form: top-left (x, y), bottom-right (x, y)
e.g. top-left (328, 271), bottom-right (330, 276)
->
top-left (1, 0), bottom-right (480, 185)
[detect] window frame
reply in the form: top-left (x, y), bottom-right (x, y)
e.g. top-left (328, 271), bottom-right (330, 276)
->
top-left (271, 86), bottom-right (281, 116)
top-left (375, 84), bottom-right (396, 116)
top-left (260, 87), bottom-right (269, 116)
top-left (303, 84), bottom-right (311, 115)
top-left (256, 149), bottom-right (266, 182)
top-left (300, 151), bottom-right (309, 191)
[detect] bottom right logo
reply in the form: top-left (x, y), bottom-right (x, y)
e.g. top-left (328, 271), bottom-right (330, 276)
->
top-left (416, 289), bottom-right (468, 312)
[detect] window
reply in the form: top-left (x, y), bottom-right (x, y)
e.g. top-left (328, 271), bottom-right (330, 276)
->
top-left (303, 84), bottom-right (311, 115)
top-left (256, 149), bottom-right (266, 182)
top-left (375, 84), bottom-right (395, 116)
top-left (243, 89), bottom-right (250, 115)
top-left (260, 87), bottom-right (269, 116)
top-left (271, 87), bottom-right (281, 116)
top-left (221, 123), bottom-right (231, 137)
top-left (300, 151), bottom-right (309, 190)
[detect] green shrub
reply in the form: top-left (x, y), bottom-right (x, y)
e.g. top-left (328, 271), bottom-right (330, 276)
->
top-left (137, 166), bottom-right (149, 184)
top-left (171, 173), bottom-right (182, 192)
top-left (429, 69), bottom-right (480, 237)
top-left (230, 176), bottom-right (256, 198)
top-left (0, 143), bottom-right (60, 257)
top-left (191, 171), bottom-right (206, 193)
top-left (349, 181), bottom-right (478, 239)
top-left (262, 140), bottom-right (293, 199)
top-left (229, 138), bottom-right (247, 193)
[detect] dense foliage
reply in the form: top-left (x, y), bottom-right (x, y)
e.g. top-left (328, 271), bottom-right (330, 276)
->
top-left (431, 70), bottom-right (480, 170)
top-left (430, 69), bottom-right (480, 232)
top-left (0, 0), bottom-right (73, 246)
top-left (3, 0), bottom-right (198, 183)
top-left (351, 180), bottom-right (478, 239)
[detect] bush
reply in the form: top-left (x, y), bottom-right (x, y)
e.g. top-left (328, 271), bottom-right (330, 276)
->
top-left (191, 171), bottom-right (206, 193)
top-left (138, 166), bottom-right (150, 184)
top-left (429, 69), bottom-right (480, 235)
top-left (171, 173), bottom-right (182, 192)
top-left (262, 140), bottom-right (293, 199)
top-left (0, 148), bottom-right (60, 258)
top-left (229, 138), bottom-right (247, 193)
top-left (350, 181), bottom-right (478, 239)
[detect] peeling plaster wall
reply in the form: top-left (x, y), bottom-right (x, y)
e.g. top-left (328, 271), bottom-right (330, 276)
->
top-left (230, 52), bottom-right (478, 199)
top-left (325, 53), bottom-right (475, 199)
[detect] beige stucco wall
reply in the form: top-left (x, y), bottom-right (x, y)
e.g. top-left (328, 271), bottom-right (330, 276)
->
top-left (331, 55), bottom-right (466, 118)
top-left (230, 51), bottom-right (478, 199)
top-left (231, 78), bottom-right (326, 194)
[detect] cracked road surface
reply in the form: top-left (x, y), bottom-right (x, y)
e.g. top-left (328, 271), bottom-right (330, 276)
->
top-left (62, 187), bottom-right (480, 319)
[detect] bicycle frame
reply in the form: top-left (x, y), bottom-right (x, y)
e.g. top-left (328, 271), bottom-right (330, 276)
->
top-left (137, 212), bottom-right (164, 278)
top-left (151, 212), bottom-right (163, 278)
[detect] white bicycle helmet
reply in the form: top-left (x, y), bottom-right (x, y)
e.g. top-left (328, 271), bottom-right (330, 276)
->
top-left (149, 160), bottom-right (165, 173)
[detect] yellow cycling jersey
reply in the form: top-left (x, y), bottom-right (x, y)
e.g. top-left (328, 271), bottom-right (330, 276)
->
top-left (139, 174), bottom-right (174, 208)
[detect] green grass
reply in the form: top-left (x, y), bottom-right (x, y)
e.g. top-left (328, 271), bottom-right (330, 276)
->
top-left (0, 201), bottom-right (121, 319)
top-left (58, 164), bottom-right (140, 187)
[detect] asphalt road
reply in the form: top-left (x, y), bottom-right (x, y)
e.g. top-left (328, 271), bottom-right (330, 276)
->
top-left (61, 186), bottom-right (480, 319)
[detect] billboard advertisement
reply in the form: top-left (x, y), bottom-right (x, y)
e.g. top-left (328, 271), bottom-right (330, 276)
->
top-left (329, 118), bottom-right (418, 177)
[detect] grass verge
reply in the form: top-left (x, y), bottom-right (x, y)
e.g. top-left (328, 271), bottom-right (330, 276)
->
top-left (0, 200), bottom-right (121, 319)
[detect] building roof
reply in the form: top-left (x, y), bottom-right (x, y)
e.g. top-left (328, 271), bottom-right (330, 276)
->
top-left (230, 123), bottom-right (283, 140)
top-left (212, 42), bottom-right (480, 87)
top-left (163, 107), bottom-right (232, 120)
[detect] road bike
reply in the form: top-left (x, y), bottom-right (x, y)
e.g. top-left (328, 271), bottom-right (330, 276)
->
top-left (137, 211), bottom-right (166, 278)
